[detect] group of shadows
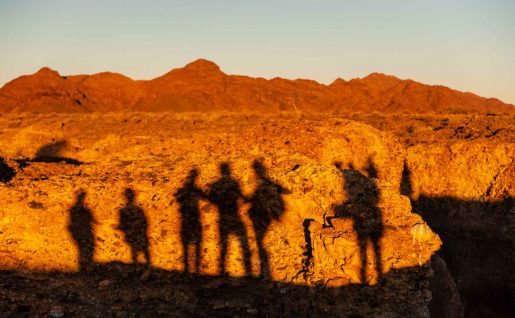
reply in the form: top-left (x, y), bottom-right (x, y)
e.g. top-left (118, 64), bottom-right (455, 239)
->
top-left (67, 158), bottom-right (384, 284)
top-left (3, 147), bottom-right (513, 316)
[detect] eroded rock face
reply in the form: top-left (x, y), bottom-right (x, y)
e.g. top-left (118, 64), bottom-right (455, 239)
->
top-left (0, 114), bottom-right (442, 316)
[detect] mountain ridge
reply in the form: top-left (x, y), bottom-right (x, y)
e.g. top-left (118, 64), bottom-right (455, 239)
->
top-left (0, 59), bottom-right (513, 114)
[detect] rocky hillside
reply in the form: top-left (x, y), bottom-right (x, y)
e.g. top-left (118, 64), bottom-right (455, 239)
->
top-left (1, 112), bottom-right (513, 317)
top-left (1, 59), bottom-right (513, 114)
top-left (0, 113), bottom-right (447, 317)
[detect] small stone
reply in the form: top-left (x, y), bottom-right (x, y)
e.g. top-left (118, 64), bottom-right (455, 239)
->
top-left (28, 200), bottom-right (44, 209)
top-left (411, 223), bottom-right (432, 242)
top-left (247, 308), bottom-right (259, 315)
top-left (212, 300), bottom-right (229, 310)
top-left (115, 311), bottom-right (130, 318)
top-left (98, 279), bottom-right (113, 289)
top-left (140, 269), bottom-right (151, 281)
top-left (202, 278), bottom-right (225, 289)
top-left (49, 305), bottom-right (64, 318)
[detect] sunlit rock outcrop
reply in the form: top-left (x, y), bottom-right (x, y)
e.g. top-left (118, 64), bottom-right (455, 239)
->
top-left (3, 111), bottom-right (512, 316)
top-left (0, 116), bottom-right (440, 284)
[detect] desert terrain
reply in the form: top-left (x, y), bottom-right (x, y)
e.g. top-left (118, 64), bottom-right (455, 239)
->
top-left (0, 61), bottom-right (514, 317)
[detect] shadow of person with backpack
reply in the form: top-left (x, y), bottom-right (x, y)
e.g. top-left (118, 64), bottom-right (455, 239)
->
top-left (327, 159), bottom-right (384, 285)
top-left (118, 188), bottom-right (151, 267)
top-left (248, 159), bottom-right (287, 279)
top-left (174, 169), bottom-right (206, 274)
top-left (208, 163), bottom-right (252, 276)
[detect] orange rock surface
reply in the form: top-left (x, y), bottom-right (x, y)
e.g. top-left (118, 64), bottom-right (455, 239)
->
top-left (0, 115), bottom-right (442, 285)
top-left (0, 111), bottom-right (512, 316)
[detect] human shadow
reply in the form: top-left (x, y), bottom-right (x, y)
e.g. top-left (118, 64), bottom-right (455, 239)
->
top-left (400, 160), bottom-right (412, 197)
top-left (0, 162), bottom-right (456, 317)
top-left (174, 169), bottom-right (206, 274)
top-left (208, 163), bottom-right (251, 276)
top-left (0, 156), bottom-right (15, 182)
top-left (118, 188), bottom-right (151, 266)
top-left (67, 191), bottom-right (96, 272)
top-left (327, 160), bottom-right (384, 285)
top-left (248, 159), bottom-right (286, 278)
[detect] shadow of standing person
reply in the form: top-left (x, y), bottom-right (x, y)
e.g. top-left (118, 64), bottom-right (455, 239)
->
top-left (248, 159), bottom-right (286, 279)
top-left (208, 163), bottom-right (251, 276)
top-left (68, 191), bottom-right (96, 272)
top-left (328, 160), bottom-right (384, 285)
top-left (174, 169), bottom-right (206, 274)
top-left (118, 188), bottom-right (151, 267)
top-left (400, 160), bottom-right (413, 197)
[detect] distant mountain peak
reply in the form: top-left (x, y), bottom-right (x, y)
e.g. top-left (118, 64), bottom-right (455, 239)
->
top-left (183, 59), bottom-right (221, 74)
top-left (152, 59), bottom-right (224, 83)
top-left (363, 72), bottom-right (399, 81)
top-left (35, 67), bottom-right (60, 77)
top-left (329, 78), bottom-right (348, 87)
top-left (359, 72), bottom-right (402, 90)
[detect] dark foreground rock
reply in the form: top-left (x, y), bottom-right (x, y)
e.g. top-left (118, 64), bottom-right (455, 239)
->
top-left (0, 263), bottom-right (436, 318)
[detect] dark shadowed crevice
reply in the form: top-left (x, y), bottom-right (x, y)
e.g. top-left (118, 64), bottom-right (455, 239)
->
top-left (33, 140), bottom-right (84, 165)
top-left (412, 197), bottom-right (514, 318)
top-left (14, 140), bottom-right (84, 168)
top-left (0, 157), bottom-right (15, 182)
top-left (293, 218), bottom-right (315, 282)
